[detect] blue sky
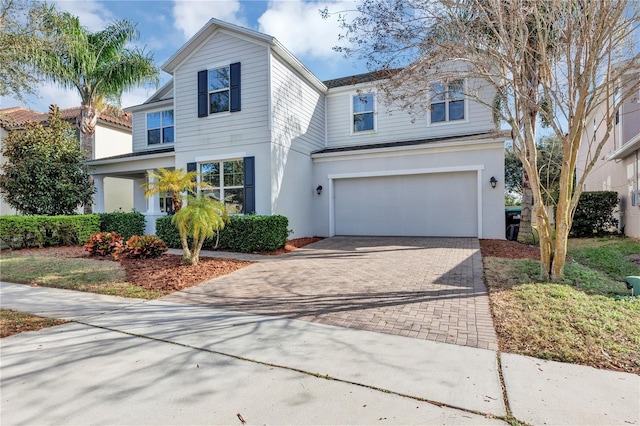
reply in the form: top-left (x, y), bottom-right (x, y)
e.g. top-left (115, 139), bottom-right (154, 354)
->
top-left (1, 0), bottom-right (366, 112)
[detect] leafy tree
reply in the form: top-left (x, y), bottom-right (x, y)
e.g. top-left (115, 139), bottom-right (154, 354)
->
top-left (0, 105), bottom-right (94, 215)
top-left (334, 0), bottom-right (640, 280)
top-left (27, 8), bottom-right (159, 162)
top-left (142, 168), bottom-right (208, 213)
top-left (0, 0), bottom-right (56, 102)
top-left (172, 195), bottom-right (229, 266)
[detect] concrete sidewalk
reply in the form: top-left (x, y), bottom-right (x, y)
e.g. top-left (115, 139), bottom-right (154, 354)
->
top-left (1, 282), bottom-right (638, 425)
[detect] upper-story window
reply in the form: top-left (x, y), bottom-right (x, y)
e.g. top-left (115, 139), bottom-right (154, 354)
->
top-left (430, 80), bottom-right (465, 123)
top-left (147, 110), bottom-right (174, 145)
top-left (200, 159), bottom-right (244, 214)
top-left (209, 66), bottom-right (230, 114)
top-left (352, 93), bottom-right (375, 133)
top-left (198, 63), bottom-right (241, 117)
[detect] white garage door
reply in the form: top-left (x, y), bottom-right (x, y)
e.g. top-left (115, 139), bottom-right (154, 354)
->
top-left (334, 172), bottom-right (478, 237)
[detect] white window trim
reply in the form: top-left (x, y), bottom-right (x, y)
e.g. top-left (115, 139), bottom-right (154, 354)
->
top-left (427, 79), bottom-right (469, 127)
top-left (350, 92), bottom-right (377, 135)
top-left (197, 157), bottom-right (245, 215)
top-left (145, 109), bottom-right (174, 146)
top-left (207, 64), bottom-right (231, 115)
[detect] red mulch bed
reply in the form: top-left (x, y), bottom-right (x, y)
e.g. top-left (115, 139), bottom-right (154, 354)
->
top-left (2, 238), bottom-right (323, 292)
top-left (479, 239), bottom-right (540, 260)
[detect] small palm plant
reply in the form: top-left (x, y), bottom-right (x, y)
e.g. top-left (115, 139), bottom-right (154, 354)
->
top-left (142, 168), bottom-right (206, 213)
top-left (172, 194), bottom-right (229, 266)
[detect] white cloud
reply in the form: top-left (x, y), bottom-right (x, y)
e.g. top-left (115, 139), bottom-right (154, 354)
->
top-left (121, 86), bottom-right (158, 109)
top-left (258, 0), bottom-right (356, 60)
top-left (53, 0), bottom-right (112, 31)
top-left (172, 0), bottom-right (247, 40)
top-left (37, 83), bottom-right (82, 110)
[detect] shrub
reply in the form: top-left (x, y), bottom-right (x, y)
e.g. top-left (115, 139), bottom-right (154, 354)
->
top-left (116, 235), bottom-right (168, 260)
top-left (99, 212), bottom-right (145, 240)
top-left (0, 215), bottom-right (100, 249)
top-left (571, 191), bottom-right (619, 237)
top-left (84, 232), bottom-right (124, 257)
top-left (156, 214), bottom-right (290, 253)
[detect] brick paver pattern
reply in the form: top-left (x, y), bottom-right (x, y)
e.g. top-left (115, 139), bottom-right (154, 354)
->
top-left (163, 236), bottom-right (498, 350)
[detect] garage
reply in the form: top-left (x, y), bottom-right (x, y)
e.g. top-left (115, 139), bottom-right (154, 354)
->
top-left (333, 171), bottom-right (478, 237)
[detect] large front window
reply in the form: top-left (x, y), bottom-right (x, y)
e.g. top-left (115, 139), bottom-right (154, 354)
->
top-left (353, 93), bottom-right (375, 132)
top-left (200, 159), bottom-right (244, 214)
top-left (430, 80), bottom-right (465, 123)
top-left (209, 66), bottom-right (230, 114)
top-left (147, 110), bottom-right (174, 144)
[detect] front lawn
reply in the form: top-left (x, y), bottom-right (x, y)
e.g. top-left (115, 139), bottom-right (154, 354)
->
top-left (481, 237), bottom-right (640, 375)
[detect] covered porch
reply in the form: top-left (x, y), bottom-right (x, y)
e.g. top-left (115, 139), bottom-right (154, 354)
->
top-left (86, 147), bottom-right (176, 235)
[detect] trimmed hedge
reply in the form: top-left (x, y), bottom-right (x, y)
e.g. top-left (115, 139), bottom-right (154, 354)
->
top-left (571, 191), bottom-right (619, 237)
top-left (0, 214), bottom-right (100, 248)
top-left (156, 214), bottom-right (290, 253)
top-left (99, 211), bottom-right (145, 240)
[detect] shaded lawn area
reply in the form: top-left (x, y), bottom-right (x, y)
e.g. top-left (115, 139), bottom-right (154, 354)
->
top-left (1, 309), bottom-right (67, 338)
top-left (481, 237), bottom-right (640, 375)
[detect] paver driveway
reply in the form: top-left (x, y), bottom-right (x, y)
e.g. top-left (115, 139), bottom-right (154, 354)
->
top-left (163, 236), bottom-right (498, 350)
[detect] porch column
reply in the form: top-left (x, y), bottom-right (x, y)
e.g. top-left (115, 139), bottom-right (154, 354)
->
top-left (92, 175), bottom-right (105, 213)
top-left (146, 169), bottom-right (159, 214)
top-left (133, 177), bottom-right (147, 213)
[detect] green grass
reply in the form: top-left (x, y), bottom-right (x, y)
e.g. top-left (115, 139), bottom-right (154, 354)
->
top-left (568, 237), bottom-right (640, 280)
top-left (0, 255), bottom-right (167, 299)
top-left (484, 237), bottom-right (640, 374)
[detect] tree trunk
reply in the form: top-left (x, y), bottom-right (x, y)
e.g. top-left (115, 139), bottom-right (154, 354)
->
top-left (79, 103), bottom-right (98, 214)
top-left (180, 232), bottom-right (192, 265)
top-left (518, 170), bottom-right (534, 244)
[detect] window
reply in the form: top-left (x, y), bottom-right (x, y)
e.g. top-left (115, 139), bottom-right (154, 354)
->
top-left (430, 80), bottom-right (465, 123)
top-left (147, 110), bottom-right (174, 145)
top-left (208, 66), bottom-right (230, 114)
top-left (353, 93), bottom-right (375, 132)
top-left (200, 159), bottom-right (244, 214)
top-left (198, 63), bottom-right (241, 117)
top-left (159, 192), bottom-right (174, 213)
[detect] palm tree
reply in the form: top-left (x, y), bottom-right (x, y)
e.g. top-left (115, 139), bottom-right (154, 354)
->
top-left (142, 168), bottom-right (208, 213)
top-left (30, 9), bottom-right (159, 162)
top-left (172, 195), bottom-right (229, 266)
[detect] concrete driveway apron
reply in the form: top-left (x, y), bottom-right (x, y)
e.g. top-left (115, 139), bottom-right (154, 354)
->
top-left (162, 236), bottom-right (498, 350)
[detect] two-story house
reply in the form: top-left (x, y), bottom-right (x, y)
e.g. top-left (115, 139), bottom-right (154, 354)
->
top-left (88, 18), bottom-right (507, 239)
top-left (0, 106), bottom-right (134, 215)
top-left (577, 70), bottom-right (640, 238)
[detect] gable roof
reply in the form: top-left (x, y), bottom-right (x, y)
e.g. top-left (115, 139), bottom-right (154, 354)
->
top-left (161, 18), bottom-right (325, 92)
top-left (0, 106), bottom-right (132, 131)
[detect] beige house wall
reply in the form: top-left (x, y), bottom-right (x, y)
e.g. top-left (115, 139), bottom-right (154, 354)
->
top-left (94, 123), bottom-right (134, 212)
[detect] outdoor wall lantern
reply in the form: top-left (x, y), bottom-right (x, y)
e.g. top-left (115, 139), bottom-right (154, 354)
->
top-left (490, 176), bottom-right (498, 189)
top-left (316, 185), bottom-right (323, 195)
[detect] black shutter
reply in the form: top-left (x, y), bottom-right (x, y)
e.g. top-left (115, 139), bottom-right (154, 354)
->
top-left (243, 156), bottom-right (255, 214)
top-left (186, 162), bottom-right (197, 197)
top-left (197, 70), bottom-right (208, 117)
top-left (230, 62), bottom-right (241, 112)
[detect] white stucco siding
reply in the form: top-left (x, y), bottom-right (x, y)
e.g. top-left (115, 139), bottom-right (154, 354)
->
top-left (312, 141), bottom-right (505, 239)
top-left (270, 53), bottom-right (325, 155)
top-left (173, 30), bottom-right (271, 154)
top-left (270, 144), bottom-right (315, 238)
top-left (325, 79), bottom-right (495, 149)
top-left (103, 178), bottom-right (134, 212)
top-left (94, 123), bottom-right (131, 159)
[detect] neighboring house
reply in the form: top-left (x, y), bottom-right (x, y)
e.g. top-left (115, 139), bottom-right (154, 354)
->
top-left (0, 106), bottom-right (134, 215)
top-left (88, 19), bottom-right (507, 238)
top-left (577, 72), bottom-right (640, 238)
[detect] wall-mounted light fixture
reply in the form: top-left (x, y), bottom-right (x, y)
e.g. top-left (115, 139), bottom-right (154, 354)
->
top-left (490, 176), bottom-right (498, 189)
top-left (316, 185), bottom-right (323, 195)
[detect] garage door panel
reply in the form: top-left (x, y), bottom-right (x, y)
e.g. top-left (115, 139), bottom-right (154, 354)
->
top-left (334, 172), bottom-right (477, 237)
